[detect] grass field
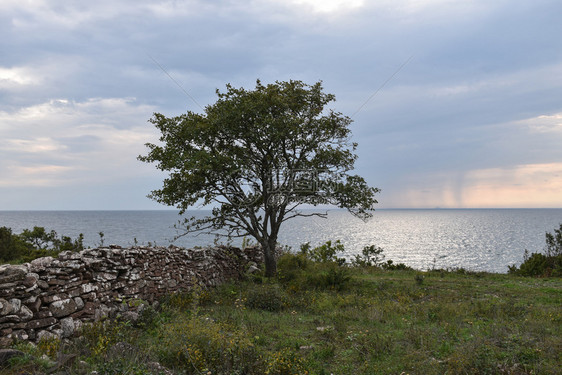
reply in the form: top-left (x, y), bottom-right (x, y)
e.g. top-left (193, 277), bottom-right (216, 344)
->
top-left (5, 264), bottom-right (561, 375)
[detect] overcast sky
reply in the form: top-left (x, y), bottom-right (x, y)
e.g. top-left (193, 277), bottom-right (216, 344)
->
top-left (1, 0), bottom-right (561, 210)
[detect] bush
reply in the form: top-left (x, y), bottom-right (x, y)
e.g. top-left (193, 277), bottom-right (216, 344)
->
top-left (381, 260), bottom-right (413, 271)
top-left (300, 240), bottom-right (346, 265)
top-left (0, 227), bottom-right (28, 263)
top-left (155, 315), bottom-right (258, 374)
top-left (304, 263), bottom-right (351, 291)
top-left (79, 320), bottom-right (131, 358)
top-left (277, 252), bottom-right (310, 284)
top-left (264, 348), bottom-right (309, 375)
top-left (351, 245), bottom-right (385, 267)
top-left (247, 285), bottom-right (284, 312)
top-left (509, 223), bottom-right (562, 277)
top-left (545, 223), bottom-right (562, 257)
top-left (277, 246), bottom-right (351, 291)
top-left (0, 226), bottom-right (84, 264)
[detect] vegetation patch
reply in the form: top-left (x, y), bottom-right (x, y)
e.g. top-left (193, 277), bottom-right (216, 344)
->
top-left (5, 248), bottom-right (560, 374)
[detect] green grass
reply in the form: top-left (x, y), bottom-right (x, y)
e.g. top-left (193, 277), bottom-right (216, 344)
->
top-left (5, 267), bottom-right (562, 375)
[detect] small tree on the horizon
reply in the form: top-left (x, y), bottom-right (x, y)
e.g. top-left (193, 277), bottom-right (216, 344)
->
top-left (139, 80), bottom-right (379, 276)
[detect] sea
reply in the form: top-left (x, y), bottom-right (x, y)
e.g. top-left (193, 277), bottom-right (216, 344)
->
top-left (1, 209), bottom-right (561, 273)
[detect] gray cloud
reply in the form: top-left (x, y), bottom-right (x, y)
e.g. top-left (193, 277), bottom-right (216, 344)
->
top-left (1, 0), bottom-right (561, 209)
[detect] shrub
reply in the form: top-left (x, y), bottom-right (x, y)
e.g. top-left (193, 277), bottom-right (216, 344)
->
top-left (155, 315), bottom-right (258, 374)
top-left (351, 244), bottom-right (385, 267)
top-left (300, 240), bottom-right (346, 265)
top-left (0, 226), bottom-right (84, 264)
top-left (0, 227), bottom-right (28, 263)
top-left (79, 320), bottom-right (131, 358)
top-left (278, 241), bottom-right (353, 291)
top-left (509, 223), bottom-right (562, 277)
top-left (161, 291), bottom-right (194, 311)
top-left (545, 223), bottom-right (562, 257)
top-left (305, 263), bottom-right (351, 291)
top-left (381, 259), bottom-right (413, 271)
top-left (37, 335), bottom-right (62, 359)
top-left (247, 285), bottom-right (284, 312)
top-left (264, 348), bottom-right (309, 375)
top-left (277, 252), bottom-right (310, 284)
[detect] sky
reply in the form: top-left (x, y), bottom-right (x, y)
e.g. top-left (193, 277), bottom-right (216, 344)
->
top-left (1, 0), bottom-right (562, 210)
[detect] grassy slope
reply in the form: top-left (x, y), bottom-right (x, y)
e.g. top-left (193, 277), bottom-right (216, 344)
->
top-left (5, 268), bottom-right (562, 375)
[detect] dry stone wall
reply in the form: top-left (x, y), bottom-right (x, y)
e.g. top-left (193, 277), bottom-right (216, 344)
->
top-left (0, 245), bottom-right (261, 347)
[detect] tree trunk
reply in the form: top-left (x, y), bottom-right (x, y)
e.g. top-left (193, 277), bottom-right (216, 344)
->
top-left (262, 239), bottom-right (277, 277)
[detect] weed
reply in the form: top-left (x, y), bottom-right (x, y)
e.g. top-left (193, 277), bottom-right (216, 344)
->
top-left (155, 314), bottom-right (258, 374)
top-left (79, 320), bottom-right (131, 358)
top-left (264, 348), bottom-right (309, 375)
top-left (247, 284), bottom-right (284, 312)
top-left (37, 335), bottom-right (61, 359)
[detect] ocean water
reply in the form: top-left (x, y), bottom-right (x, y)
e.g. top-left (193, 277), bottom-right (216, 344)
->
top-left (1, 209), bottom-right (561, 273)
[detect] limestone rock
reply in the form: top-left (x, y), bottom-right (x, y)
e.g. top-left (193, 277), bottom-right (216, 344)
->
top-left (9, 298), bottom-right (21, 313)
top-left (0, 265), bottom-right (28, 283)
top-left (27, 317), bottom-right (57, 329)
top-left (29, 256), bottom-right (54, 272)
top-left (23, 273), bottom-right (39, 288)
top-left (0, 245), bottom-right (262, 345)
top-left (50, 298), bottom-right (78, 318)
top-left (19, 305), bottom-right (34, 321)
top-left (0, 298), bottom-right (13, 316)
top-left (60, 317), bottom-right (75, 338)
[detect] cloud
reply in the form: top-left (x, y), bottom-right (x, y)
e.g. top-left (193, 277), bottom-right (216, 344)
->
top-left (522, 113), bottom-right (562, 134)
top-left (1, 0), bottom-right (562, 209)
top-left (461, 163), bottom-right (562, 208)
top-left (0, 97), bottom-right (159, 188)
top-left (274, 0), bottom-right (365, 14)
top-left (0, 163), bottom-right (74, 188)
top-left (0, 66), bottom-right (40, 86)
top-left (2, 137), bottom-right (64, 153)
top-left (383, 162), bottom-right (562, 208)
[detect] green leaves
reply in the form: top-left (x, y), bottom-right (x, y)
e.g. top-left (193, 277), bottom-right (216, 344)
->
top-left (0, 226), bottom-right (84, 263)
top-left (139, 79), bottom-right (380, 276)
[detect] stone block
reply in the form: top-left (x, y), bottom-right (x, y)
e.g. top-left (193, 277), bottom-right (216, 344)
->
top-left (11, 330), bottom-right (29, 341)
top-left (60, 317), bottom-right (74, 338)
top-left (23, 273), bottom-right (39, 288)
top-left (0, 299), bottom-right (13, 316)
top-left (0, 266), bottom-right (27, 284)
top-left (81, 283), bottom-right (98, 294)
top-left (0, 315), bottom-right (21, 324)
top-left (26, 317), bottom-right (57, 329)
top-left (50, 298), bottom-right (78, 318)
top-left (29, 256), bottom-right (54, 272)
top-left (47, 279), bottom-right (66, 286)
top-left (74, 297), bottom-right (84, 310)
top-left (9, 299), bottom-right (21, 313)
top-left (42, 293), bottom-right (67, 304)
top-left (67, 288), bottom-right (81, 297)
top-left (36, 330), bottom-right (57, 342)
top-left (19, 305), bottom-right (34, 322)
top-left (35, 310), bottom-right (53, 319)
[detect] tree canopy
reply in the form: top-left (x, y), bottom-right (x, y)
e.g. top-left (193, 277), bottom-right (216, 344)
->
top-left (139, 80), bottom-right (379, 276)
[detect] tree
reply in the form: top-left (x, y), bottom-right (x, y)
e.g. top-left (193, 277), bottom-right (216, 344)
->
top-left (0, 226), bottom-right (84, 263)
top-left (139, 80), bottom-right (379, 276)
